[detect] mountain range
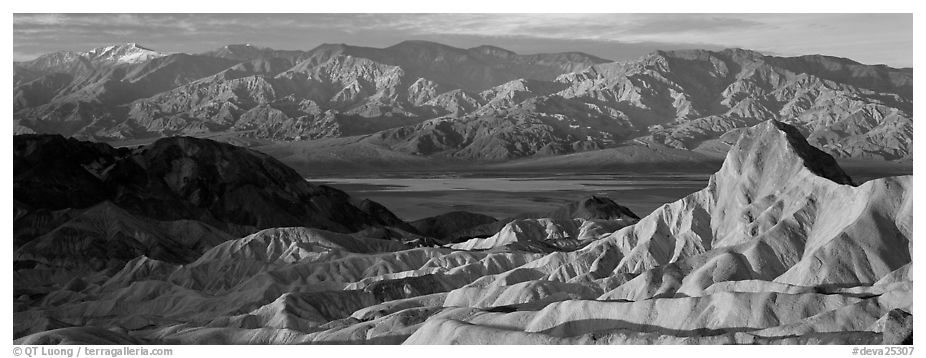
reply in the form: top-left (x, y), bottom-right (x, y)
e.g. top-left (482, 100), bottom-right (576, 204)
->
top-left (13, 41), bottom-right (913, 166)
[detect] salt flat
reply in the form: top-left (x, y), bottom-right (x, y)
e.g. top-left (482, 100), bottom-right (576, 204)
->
top-left (313, 174), bottom-right (707, 220)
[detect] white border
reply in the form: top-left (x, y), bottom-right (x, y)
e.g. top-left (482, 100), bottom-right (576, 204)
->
top-left (3, 1), bottom-right (922, 356)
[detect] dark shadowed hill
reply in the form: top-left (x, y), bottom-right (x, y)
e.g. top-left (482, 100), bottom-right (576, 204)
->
top-left (13, 134), bottom-right (419, 278)
top-left (14, 134), bottom-right (412, 234)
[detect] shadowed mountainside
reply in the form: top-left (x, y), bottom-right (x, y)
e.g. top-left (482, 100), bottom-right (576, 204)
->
top-left (13, 134), bottom-right (418, 299)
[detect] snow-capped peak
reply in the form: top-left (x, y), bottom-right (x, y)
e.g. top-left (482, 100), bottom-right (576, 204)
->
top-left (82, 43), bottom-right (166, 64)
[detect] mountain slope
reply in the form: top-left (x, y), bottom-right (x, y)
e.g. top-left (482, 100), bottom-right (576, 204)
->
top-left (14, 41), bottom-right (607, 143)
top-left (261, 47), bottom-right (912, 163)
top-left (15, 42), bottom-right (907, 162)
top-left (351, 48), bottom-right (911, 161)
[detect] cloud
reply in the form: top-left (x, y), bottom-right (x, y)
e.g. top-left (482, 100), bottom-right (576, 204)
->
top-left (618, 15), bottom-right (765, 35)
top-left (12, 13), bottom-right (913, 67)
top-left (357, 13), bottom-right (766, 42)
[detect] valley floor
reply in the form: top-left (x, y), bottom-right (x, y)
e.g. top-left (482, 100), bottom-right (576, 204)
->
top-left (312, 159), bottom-right (912, 221)
top-left (313, 173), bottom-right (709, 221)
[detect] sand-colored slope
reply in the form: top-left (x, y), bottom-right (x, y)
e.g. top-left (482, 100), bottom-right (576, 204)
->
top-left (403, 120), bottom-right (912, 344)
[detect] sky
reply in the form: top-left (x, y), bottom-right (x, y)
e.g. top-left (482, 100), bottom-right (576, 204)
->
top-left (12, 13), bottom-right (914, 67)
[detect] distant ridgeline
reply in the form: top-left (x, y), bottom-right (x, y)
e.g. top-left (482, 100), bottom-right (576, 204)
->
top-left (14, 42), bottom-right (912, 162)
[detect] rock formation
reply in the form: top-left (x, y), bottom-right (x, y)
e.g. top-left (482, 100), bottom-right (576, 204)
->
top-left (13, 120), bottom-right (912, 344)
